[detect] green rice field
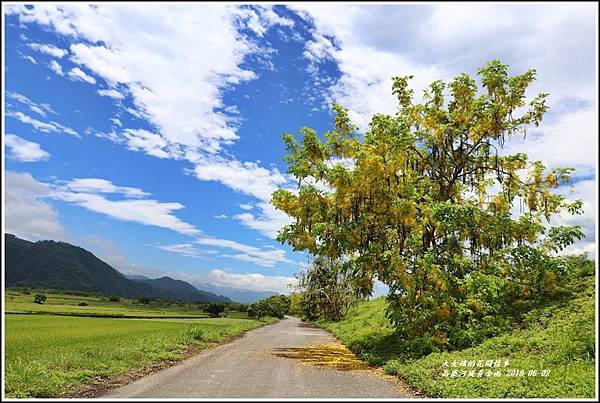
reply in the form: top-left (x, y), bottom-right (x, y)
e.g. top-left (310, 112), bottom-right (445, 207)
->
top-left (4, 290), bottom-right (274, 397)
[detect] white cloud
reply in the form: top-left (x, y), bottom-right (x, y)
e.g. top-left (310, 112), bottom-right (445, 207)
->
top-left (7, 110), bottom-right (79, 136)
top-left (234, 201), bottom-right (293, 239)
top-left (192, 157), bottom-right (295, 238)
top-left (553, 179), bottom-right (596, 257)
top-left (195, 237), bottom-right (292, 268)
top-left (214, 214), bottom-right (228, 219)
top-left (67, 67), bottom-right (96, 84)
top-left (28, 42), bottom-right (68, 58)
top-left (293, 3), bottom-right (596, 253)
top-left (503, 106), bottom-right (597, 178)
top-left (6, 91), bottom-right (56, 117)
top-left (201, 269), bottom-right (295, 294)
top-left (120, 128), bottom-right (179, 159)
top-left (22, 54), bottom-right (37, 64)
top-left (6, 4), bottom-right (291, 156)
top-left (192, 156), bottom-right (290, 202)
top-left (97, 88), bottom-right (124, 99)
top-left (294, 4), bottom-right (596, 111)
top-left (50, 178), bottom-right (201, 236)
top-left (239, 203), bottom-right (253, 210)
top-left (156, 243), bottom-right (205, 258)
top-left (8, 4), bottom-right (299, 242)
top-left (5, 171), bottom-right (64, 240)
top-left (48, 59), bottom-right (64, 75)
top-left (5, 134), bottom-right (50, 162)
top-left (64, 178), bottom-right (150, 198)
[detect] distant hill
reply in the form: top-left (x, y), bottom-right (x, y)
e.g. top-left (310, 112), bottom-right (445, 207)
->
top-left (4, 233), bottom-right (230, 303)
top-left (130, 276), bottom-right (231, 303)
top-left (192, 281), bottom-right (279, 304)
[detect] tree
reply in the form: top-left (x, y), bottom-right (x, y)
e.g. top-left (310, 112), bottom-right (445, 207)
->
top-left (205, 303), bottom-right (225, 317)
top-left (33, 294), bottom-right (47, 304)
top-left (248, 295), bottom-right (291, 319)
top-left (298, 257), bottom-right (361, 321)
top-left (137, 296), bottom-right (154, 305)
top-left (272, 60), bottom-right (584, 347)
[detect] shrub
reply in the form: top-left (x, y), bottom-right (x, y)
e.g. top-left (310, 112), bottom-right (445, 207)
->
top-left (33, 294), bottom-right (46, 304)
top-left (77, 302), bottom-right (88, 306)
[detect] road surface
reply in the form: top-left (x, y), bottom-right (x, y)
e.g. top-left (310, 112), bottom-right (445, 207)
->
top-left (102, 316), bottom-right (414, 398)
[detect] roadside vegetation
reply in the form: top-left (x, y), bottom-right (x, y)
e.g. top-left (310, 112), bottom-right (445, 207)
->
top-left (317, 256), bottom-right (595, 398)
top-left (4, 289), bottom-right (276, 397)
top-left (274, 60), bottom-right (596, 398)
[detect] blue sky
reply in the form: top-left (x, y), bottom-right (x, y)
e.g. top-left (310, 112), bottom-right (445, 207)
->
top-left (3, 4), bottom-right (597, 294)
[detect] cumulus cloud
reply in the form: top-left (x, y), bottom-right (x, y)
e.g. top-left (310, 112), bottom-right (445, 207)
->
top-left (192, 156), bottom-right (291, 202)
top-left (5, 134), bottom-right (50, 162)
top-left (5, 171), bottom-right (64, 240)
top-left (121, 128), bottom-right (176, 159)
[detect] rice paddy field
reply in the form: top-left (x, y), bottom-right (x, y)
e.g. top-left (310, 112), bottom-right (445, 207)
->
top-left (4, 290), bottom-right (273, 397)
top-left (5, 290), bottom-right (211, 318)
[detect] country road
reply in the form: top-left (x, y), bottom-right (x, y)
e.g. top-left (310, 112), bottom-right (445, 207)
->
top-left (102, 316), bottom-right (415, 398)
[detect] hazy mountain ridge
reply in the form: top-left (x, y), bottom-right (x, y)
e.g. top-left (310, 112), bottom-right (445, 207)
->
top-left (192, 282), bottom-right (280, 304)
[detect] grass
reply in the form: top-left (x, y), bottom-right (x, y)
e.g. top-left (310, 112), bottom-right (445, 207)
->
top-left (317, 273), bottom-right (596, 398)
top-left (4, 290), bottom-right (277, 398)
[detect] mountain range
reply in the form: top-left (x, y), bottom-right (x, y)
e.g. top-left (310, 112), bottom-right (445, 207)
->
top-left (4, 233), bottom-right (232, 303)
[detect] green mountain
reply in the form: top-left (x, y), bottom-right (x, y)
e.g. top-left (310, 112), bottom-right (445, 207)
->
top-left (4, 233), bottom-right (231, 303)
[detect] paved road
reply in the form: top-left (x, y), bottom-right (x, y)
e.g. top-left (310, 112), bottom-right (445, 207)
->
top-left (102, 316), bottom-right (414, 398)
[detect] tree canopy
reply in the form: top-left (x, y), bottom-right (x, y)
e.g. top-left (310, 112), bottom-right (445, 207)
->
top-left (272, 60), bottom-right (584, 346)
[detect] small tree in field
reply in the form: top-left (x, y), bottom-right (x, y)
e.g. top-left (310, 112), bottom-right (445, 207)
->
top-left (272, 60), bottom-right (584, 347)
top-left (33, 294), bottom-right (47, 304)
top-left (206, 303), bottom-right (225, 317)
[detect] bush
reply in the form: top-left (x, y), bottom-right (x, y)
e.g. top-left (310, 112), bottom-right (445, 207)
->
top-left (108, 296), bottom-right (120, 302)
top-left (33, 294), bottom-right (46, 304)
top-left (77, 302), bottom-right (88, 306)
